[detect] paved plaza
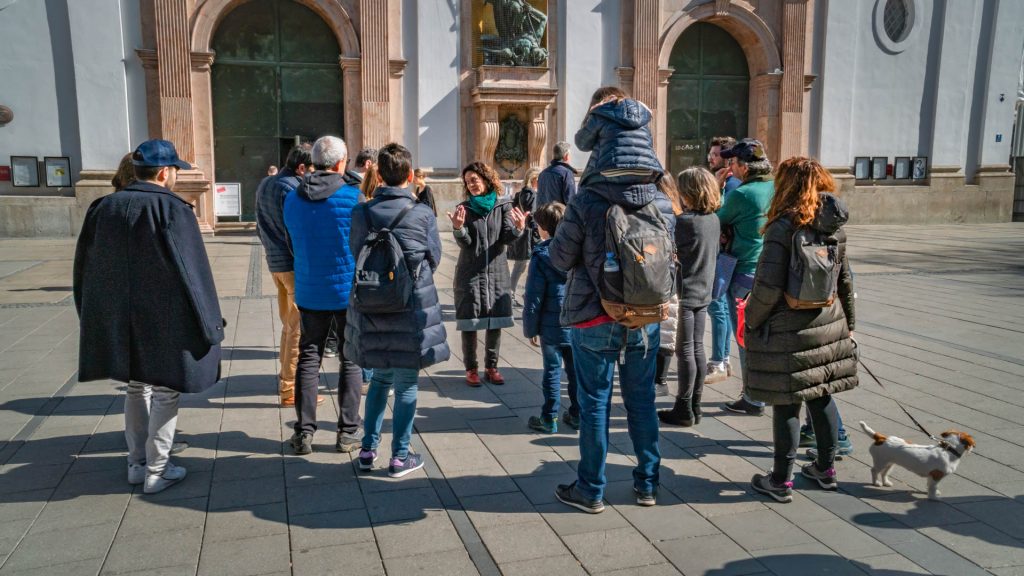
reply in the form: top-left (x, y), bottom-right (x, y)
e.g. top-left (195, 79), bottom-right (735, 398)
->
top-left (0, 223), bottom-right (1022, 575)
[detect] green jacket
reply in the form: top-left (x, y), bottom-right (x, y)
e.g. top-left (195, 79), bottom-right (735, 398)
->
top-left (716, 176), bottom-right (774, 275)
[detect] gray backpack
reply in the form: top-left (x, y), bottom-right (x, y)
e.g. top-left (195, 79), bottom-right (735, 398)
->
top-left (785, 226), bottom-right (840, 309)
top-left (599, 202), bottom-right (675, 328)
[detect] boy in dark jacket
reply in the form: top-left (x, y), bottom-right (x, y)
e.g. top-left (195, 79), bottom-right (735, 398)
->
top-left (523, 202), bottom-right (579, 434)
top-left (576, 86), bottom-right (664, 187)
top-left (346, 143), bottom-right (449, 478)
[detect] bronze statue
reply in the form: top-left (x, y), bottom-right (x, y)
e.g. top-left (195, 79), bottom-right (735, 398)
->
top-left (481, 0), bottom-right (548, 67)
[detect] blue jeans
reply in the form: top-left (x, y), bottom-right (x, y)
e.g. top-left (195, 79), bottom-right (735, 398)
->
top-left (540, 343), bottom-right (579, 421)
top-left (571, 322), bottom-right (661, 501)
top-left (728, 278), bottom-right (765, 408)
top-left (708, 291), bottom-right (732, 363)
top-left (361, 368), bottom-right (419, 459)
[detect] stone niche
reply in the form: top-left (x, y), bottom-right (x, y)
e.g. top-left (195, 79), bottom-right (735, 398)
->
top-left (464, 0), bottom-right (558, 182)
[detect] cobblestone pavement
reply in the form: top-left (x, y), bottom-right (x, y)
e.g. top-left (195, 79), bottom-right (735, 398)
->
top-left (0, 224), bottom-right (1022, 575)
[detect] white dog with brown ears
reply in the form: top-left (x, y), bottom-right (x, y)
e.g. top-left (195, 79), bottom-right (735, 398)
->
top-left (859, 421), bottom-right (976, 500)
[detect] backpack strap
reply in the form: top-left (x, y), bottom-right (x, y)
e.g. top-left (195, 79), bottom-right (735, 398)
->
top-left (366, 199), bottom-right (417, 234)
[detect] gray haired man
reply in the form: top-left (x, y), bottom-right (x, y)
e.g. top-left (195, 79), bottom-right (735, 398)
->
top-left (537, 140), bottom-right (578, 208)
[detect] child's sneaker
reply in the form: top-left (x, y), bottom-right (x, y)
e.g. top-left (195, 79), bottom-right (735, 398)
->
top-left (634, 487), bottom-right (657, 507)
top-left (528, 416), bottom-right (557, 434)
top-left (801, 462), bottom-right (838, 490)
top-left (358, 449), bottom-right (378, 471)
top-left (807, 435), bottom-right (853, 461)
top-left (388, 453), bottom-right (424, 478)
top-left (705, 361), bottom-right (730, 384)
top-left (798, 425), bottom-right (816, 447)
top-left (561, 411), bottom-right (580, 431)
top-left (555, 482), bottom-right (605, 514)
top-left (750, 473), bottom-right (793, 503)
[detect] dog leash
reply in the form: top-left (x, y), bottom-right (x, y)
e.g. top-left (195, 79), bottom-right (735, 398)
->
top-left (858, 357), bottom-right (963, 458)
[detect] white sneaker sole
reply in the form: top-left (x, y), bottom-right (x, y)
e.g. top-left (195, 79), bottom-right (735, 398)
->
top-left (388, 461), bottom-right (424, 478)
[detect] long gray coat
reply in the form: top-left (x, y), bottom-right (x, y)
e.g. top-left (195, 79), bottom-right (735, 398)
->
top-left (453, 200), bottom-right (521, 330)
top-left (743, 194), bottom-right (858, 405)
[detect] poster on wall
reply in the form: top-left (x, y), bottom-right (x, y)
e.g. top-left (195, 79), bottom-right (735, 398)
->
top-left (853, 157), bottom-right (870, 181)
top-left (214, 183), bottom-right (242, 217)
top-left (894, 157), bottom-right (911, 180)
top-left (44, 157), bottom-right (71, 187)
top-left (912, 157), bottom-right (928, 180)
top-left (10, 156), bottom-right (38, 187)
top-left (871, 157), bottom-right (887, 180)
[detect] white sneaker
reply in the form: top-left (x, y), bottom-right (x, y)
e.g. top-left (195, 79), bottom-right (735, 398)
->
top-left (143, 463), bottom-right (187, 494)
top-left (127, 464), bottom-right (146, 485)
top-left (705, 361), bottom-right (730, 384)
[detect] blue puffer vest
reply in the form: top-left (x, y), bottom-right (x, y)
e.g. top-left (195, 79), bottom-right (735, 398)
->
top-left (283, 171), bottom-right (360, 311)
top-left (576, 98), bottom-right (664, 186)
top-left (522, 239), bottom-right (570, 346)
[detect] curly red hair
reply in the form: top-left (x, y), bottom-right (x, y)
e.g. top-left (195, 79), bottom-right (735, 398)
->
top-left (764, 157), bottom-right (836, 231)
top-left (461, 162), bottom-right (503, 198)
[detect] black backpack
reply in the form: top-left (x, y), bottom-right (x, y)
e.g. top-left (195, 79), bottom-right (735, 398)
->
top-left (352, 201), bottom-right (416, 314)
top-left (785, 226), bottom-right (841, 309)
top-left (599, 202), bottom-right (675, 328)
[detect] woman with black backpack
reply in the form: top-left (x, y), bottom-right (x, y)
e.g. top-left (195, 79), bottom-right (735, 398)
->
top-left (508, 168), bottom-right (541, 306)
top-left (745, 157), bottom-right (858, 503)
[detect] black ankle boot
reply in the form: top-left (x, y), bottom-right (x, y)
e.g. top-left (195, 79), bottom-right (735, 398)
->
top-left (692, 393), bottom-right (702, 425)
top-left (658, 397), bottom-right (694, 427)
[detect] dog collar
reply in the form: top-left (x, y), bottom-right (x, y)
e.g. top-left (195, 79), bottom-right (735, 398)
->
top-left (939, 440), bottom-right (963, 459)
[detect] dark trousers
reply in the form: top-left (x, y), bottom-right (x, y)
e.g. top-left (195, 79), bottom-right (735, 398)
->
top-left (296, 308), bottom-right (363, 435)
top-left (772, 394), bottom-right (839, 483)
top-left (675, 306), bottom-right (708, 401)
top-left (325, 318), bottom-right (338, 351)
top-left (654, 350), bottom-right (672, 385)
top-left (461, 329), bottom-right (501, 370)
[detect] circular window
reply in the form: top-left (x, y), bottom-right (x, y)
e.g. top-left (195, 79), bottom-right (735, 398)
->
top-left (874, 0), bottom-right (917, 53)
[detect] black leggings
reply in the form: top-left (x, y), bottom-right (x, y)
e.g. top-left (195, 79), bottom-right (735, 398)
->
top-left (675, 306), bottom-right (708, 401)
top-left (772, 394), bottom-right (839, 483)
top-left (461, 329), bottom-right (501, 370)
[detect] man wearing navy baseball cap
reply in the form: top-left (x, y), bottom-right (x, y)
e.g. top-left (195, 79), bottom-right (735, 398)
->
top-left (74, 139), bottom-right (223, 494)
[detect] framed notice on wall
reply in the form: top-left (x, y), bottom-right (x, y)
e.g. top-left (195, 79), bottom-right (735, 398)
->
top-left (214, 183), bottom-right (241, 217)
top-left (44, 156), bottom-right (71, 187)
top-left (10, 156), bottom-right (38, 187)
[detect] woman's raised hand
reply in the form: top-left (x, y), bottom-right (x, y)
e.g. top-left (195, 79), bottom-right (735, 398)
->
top-left (509, 207), bottom-right (529, 231)
top-left (447, 204), bottom-right (467, 230)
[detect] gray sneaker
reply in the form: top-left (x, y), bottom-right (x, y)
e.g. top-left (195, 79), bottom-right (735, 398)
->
top-left (291, 432), bottom-right (313, 455)
top-left (336, 432), bottom-right (362, 453)
top-left (143, 463), bottom-right (187, 494)
top-left (705, 361), bottom-right (730, 384)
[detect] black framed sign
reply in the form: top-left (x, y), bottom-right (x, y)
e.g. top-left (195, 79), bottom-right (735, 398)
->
top-left (912, 156), bottom-right (928, 180)
top-left (870, 157), bottom-right (887, 180)
top-left (894, 156), bottom-right (911, 180)
top-left (44, 156), bottom-right (71, 187)
top-left (854, 157), bottom-right (871, 181)
top-left (11, 156), bottom-right (39, 187)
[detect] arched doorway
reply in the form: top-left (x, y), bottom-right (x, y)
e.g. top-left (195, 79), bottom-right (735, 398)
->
top-left (211, 0), bottom-right (343, 220)
top-left (666, 22), bottom-right (749, 175)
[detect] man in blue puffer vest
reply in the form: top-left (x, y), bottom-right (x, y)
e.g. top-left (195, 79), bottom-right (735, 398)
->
top-left (284, 135), bottom-right (364, 456)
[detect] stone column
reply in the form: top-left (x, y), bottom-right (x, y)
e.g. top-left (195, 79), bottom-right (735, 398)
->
top-left (750, 73), bottom-right (782, 164)
top-left (779, 0), bottom-right (809, 160)
top-left (140, 0), bottom-right (213, 232)
top-left (632, 0), bottom-right (660, 109)
top-left (340, 57), bottom-right (363, 154)
top-left (360, 0), bottom-right (391, 149)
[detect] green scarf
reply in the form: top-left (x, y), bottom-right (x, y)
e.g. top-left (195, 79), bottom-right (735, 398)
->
top-left (467, 190), bottom-right (497, 216)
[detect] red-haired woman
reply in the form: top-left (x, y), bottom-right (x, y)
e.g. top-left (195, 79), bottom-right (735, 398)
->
top-left (745, 157), bottom-right (858, 504)
top-left (447, 162), bottom-right (529, 386)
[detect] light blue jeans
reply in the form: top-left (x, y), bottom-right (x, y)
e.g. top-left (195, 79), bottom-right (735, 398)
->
top-left (571, 322), bottom-right (661, 501)
top-left (708, 291), bottom-right (733, 363)
top-left (361, 368), bottom-right (419, 459)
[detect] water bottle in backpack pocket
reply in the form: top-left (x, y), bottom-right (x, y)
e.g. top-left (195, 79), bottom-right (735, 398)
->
top-left (352, 201), bottom-right (417, 314)
top-left (785, 227), bottom-right (840, 309)
top-left (598, 202), bottom-right (675, 329)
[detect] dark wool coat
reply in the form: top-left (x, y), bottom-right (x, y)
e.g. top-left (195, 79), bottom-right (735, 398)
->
top-left (73, 182), bottom-right (223, 393)
top-left (344, 187), bottom-right (450, 370)
top-left (744, 193), bottom-right (858, 405)
top-left (522, 240), bottom-right (570, 346)
top-left (548, 182), bottom-right (675, 326)
top-left (507, 186), bottom-right (538, 261)
top-left (452, 199), bottom-right (522, 330)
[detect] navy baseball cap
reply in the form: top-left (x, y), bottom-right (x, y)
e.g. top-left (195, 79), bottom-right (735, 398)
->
top-left (720, 138), bottom-right (767, 163)
top-left (131, 139), bottom-right (191, 170)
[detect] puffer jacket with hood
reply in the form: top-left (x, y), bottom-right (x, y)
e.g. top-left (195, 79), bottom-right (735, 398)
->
top-left (548, 181), bottom-right (676, 326)
top-left (576, 98), bottom-right (664, 186)
top-left (522, 239), bottom-right (570, 346)
top-left (743, 193), bottom-right (858, 405)
top-left (283, 171), bottom-right (361, 311)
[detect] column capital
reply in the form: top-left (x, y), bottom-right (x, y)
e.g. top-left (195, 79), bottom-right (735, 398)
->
top-left (191, 51), bottom-right (215, 72)
top-left (389, 59), bottom-right (407, 79)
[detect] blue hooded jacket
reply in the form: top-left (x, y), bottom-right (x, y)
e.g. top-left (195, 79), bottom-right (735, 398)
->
top-left (284, 171), bottom-right (360, 311)
top-left (576, 98), bottom-right (664, 186)
top-left (522, 239), bottom-right (570, 346)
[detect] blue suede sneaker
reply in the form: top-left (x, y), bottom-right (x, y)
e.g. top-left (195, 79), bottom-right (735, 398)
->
top-left (528, 416), bottom-right (557, 434)
top-left (388, 453), bottom-right (424, 478)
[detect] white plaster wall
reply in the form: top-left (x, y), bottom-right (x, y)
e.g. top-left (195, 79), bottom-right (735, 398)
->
top-left (68, 0), bottom-right (132, 170)
top-left (412, 0), bottom-right (461, 172)
top-left (121, 0), bottom-right (149, 151)
top-left (929, 0), bottom-right (981, 170)
top-left (977, 0), bottom-right (1024, 168)
top-left (560, 0), bottom-right (621, 166)
top-left (0, 0), bottom-right (71, 193)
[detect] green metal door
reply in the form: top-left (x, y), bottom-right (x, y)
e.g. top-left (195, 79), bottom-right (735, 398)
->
top-left (211, 0), bottom-right (343, 220)
top-left (666, 23), bottom-right (749, 176)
